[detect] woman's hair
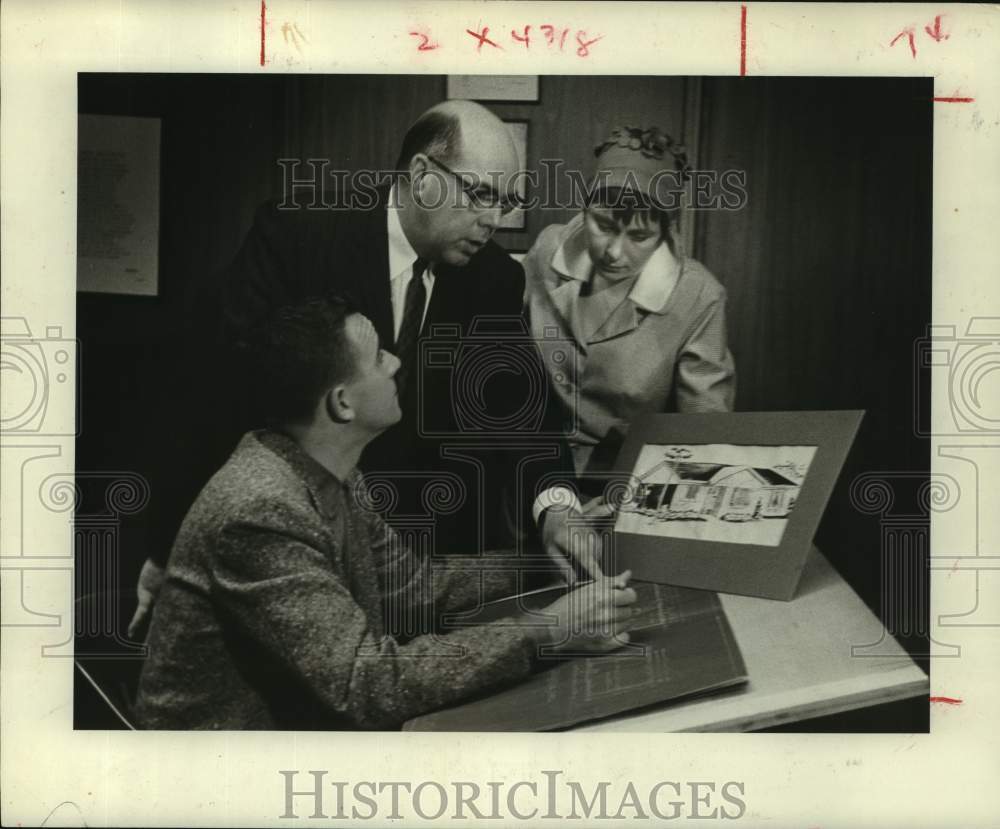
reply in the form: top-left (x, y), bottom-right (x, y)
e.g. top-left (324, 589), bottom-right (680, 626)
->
top-left (587, 126), bottom-right (691, 252)
top-left (585, 185), bottom-right (678, 252)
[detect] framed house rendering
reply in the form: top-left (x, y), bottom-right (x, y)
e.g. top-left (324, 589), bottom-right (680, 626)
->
top-left (617, 443), bottom-right (816, 548)
top-left (610, 411), bottom-right (863, 600)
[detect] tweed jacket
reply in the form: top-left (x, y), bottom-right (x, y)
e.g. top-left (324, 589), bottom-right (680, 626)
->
top-left (522, 214), bottom-right (736, 475)
top-left (135, 430), bottom-right (538, 730)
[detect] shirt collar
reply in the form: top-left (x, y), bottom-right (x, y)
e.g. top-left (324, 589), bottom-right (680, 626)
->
top-left (386, 183), bottom-right (433, 282)
top-left (549, 212), bottom-right (682, 314)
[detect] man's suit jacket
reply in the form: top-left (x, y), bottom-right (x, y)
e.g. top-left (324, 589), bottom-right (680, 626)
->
top-left (135, 430), bottom-right (536, 730)
top-left (212, 191), bottom-right (574, 555)
top-left (219, 192), bottom-right (522, 372)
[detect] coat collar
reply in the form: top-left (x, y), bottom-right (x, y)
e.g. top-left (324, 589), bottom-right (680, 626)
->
top-left (251, 429), bottom-right (362, 521)
top-left (549, 212), bottom-right (682, 315)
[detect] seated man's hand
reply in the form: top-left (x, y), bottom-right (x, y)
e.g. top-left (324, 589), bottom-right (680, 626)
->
top-left (538, 570), bottom-right (637, 655)
top-left (540, 498), bottom-right (616, 584)
top-left (128, 557), bottom-right (166, 639)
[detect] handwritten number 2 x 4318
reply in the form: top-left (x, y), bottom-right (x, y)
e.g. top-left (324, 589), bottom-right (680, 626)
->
top-left (409, 24), bottom-right (603, 57)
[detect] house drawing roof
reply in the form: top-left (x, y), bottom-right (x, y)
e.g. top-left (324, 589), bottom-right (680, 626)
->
top-left (750, 467), bottom-right (800, 486)
top-left (666, 462), bottom-right (725, 482)
top-left (640, 461), bottom-right (800, 488)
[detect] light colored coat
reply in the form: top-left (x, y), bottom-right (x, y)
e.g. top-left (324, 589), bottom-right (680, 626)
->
top-left (522, 214), bottom-right (736, 474)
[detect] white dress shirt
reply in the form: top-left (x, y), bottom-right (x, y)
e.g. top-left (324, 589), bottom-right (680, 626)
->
top-left (386, 185), bottom-right (435, 343)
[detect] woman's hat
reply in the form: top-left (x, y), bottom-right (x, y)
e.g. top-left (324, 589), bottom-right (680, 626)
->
top-left (592, 126), bottom-right (690, 202)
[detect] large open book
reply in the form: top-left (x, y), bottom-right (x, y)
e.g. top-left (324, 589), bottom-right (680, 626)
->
top-left (403, 580), bottom-right (747, 731)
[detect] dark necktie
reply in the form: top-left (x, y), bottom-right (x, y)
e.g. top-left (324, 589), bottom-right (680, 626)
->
top-left (394, 258), bottom-right (428, 398)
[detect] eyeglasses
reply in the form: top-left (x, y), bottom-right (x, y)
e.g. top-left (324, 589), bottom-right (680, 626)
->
top-left (425, 155), bottom-right (524, 216)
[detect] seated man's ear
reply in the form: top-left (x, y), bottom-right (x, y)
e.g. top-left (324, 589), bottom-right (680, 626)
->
top-left (325, 385), bottom-right (354, 424)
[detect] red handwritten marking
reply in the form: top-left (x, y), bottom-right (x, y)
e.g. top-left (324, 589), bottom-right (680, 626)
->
top-left (409, 31), bottom-right (438, 51)
top-left (576, 32), bottom-right (603, 57)
top-left (925, 15), bottom-right (949, 42)
top-left (541, 24), bottom-right (565, 49)
top-left (512, 25), bottom-right (530, 48)
top-left (929, 696), bottom-right (963, 704)
top-left (933, 96), bottom-right (974, 103)
top-left (739, 5), bottom-right (747, 76)
top-left (404, 21), bottom-right (603, 57)
top-left (891, 27), bottom-right (917, 59)
top-left (259, 0), bottom-right (266, 66)
top-left (466, 25), bottom-right (502, 51)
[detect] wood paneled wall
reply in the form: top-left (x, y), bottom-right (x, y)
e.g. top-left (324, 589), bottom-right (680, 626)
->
top-left (695, 77), bottom-right (932, 418)
top-left (77, 74), bottom-right (292, 571)
top-left (282, 75), bottom-right (694, 251)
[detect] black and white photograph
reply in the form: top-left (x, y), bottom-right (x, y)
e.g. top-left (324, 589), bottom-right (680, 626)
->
top-left (616, 443), bottom-right (816, 546)
top-left (70, 71), bottom-right (932, 735)
top-left (4, 3), bottom-right (999, 826)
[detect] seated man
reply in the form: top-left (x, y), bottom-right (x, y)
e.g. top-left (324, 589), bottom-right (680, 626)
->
top-left (135, 296), bottom-right (635, 730)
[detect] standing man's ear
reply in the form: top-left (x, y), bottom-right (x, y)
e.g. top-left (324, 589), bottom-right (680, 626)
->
top-left (409, 154), bottom-right (438, 209)
top-left (325, 385), bottom-right (354, 424)
top-left (408, 152), bottom-right (428, 178)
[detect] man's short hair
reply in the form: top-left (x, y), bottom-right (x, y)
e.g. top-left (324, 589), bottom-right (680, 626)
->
top-left (251, 295), bottom-right (359, 426)
top-left (395, 109), bottom-right (462, 171)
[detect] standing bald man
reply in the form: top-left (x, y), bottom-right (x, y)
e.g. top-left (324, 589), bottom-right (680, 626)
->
top-left (131, 101), bottom-right (585, 634)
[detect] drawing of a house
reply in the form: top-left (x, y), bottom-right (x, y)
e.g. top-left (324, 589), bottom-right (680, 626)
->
top-left (630, 461), bottom-right (801, 522)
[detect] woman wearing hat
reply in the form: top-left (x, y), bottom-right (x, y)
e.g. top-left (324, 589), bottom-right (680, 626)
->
top-left (523, 126), bottom-right (736, 477)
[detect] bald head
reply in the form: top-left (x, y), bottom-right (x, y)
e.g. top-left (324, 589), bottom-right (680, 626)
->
top-left (395, 100), bottom-right (518, 173)
top-left (395, 100), bottom-right (521, 266)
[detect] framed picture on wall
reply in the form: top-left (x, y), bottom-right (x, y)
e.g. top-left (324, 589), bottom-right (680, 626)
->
top-left (77, 114), bottom-right (161, 296)
top-left (446, 74), bottom-right (539, 102)
top-left (500, 119), bottom-right (528, 232)
top-left (611, 410), bottom-right (864, 601)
